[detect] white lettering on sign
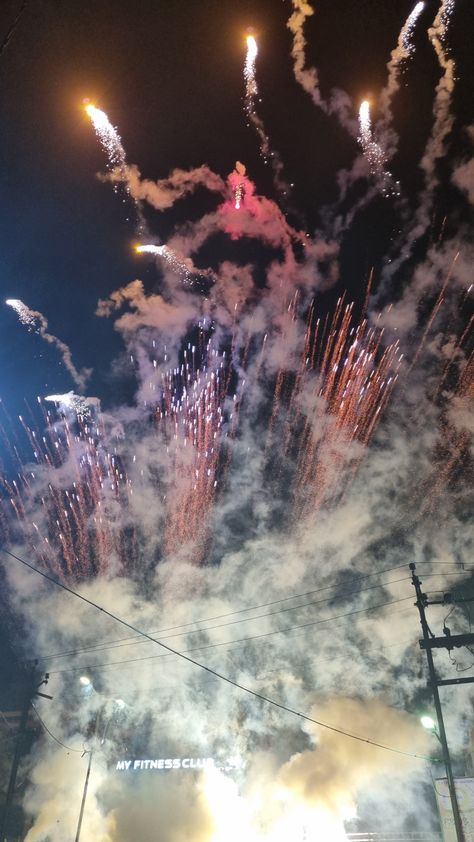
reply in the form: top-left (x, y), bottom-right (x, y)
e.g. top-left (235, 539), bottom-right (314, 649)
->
top-left (115, 756), bottom-right (243, 773)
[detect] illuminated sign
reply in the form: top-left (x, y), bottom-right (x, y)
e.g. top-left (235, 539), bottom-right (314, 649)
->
top-left (116, 756), bottom-right (242, 772)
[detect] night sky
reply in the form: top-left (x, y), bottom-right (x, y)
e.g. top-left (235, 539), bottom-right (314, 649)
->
top-left (0, 0), bottom-right (473, 838)
top-left (1, 0), bottom-right (472, 416)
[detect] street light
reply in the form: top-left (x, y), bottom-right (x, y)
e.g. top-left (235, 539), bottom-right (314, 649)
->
top-left (421, 714), bottom-right (443, 744)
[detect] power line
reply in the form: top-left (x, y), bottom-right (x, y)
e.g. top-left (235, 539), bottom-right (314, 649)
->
top-left (39, 562), bottom-right (416, 660)
top-left (50, 623), bottom-right (421, 678)
top-left (37, 566), bottom-right (469, 664)
top-left (49, 596), bottom-right (416, 676)
top-left (39, 574), bottom-right (413, 661)
top-left (1, 547), bottom-right (429, 760)
top-left (30, 703), bottom-right (83, 753)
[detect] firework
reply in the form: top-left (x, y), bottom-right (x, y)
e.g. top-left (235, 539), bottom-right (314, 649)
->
top-left (5, 298), bottom-right (38, 328)
top-left (84, 102), bottom-right (127, 175)
top-left (401, 2), bottom-right (425, 54)
top-left (45, 392), bottom-right (99, 420)
top-left (5, 299), bottom-right (90, 391)
top-left (84, 100), bottom-right (146, 235)
top-left (234, 183), bottom-right (244, 210)
top-left (243, 33), bottom-right (288, 193)
top-left (157, 345), bottom-right (239, 561)
top-left (0, 397), bottom-right (138, 578)
top-left (358, 101), bottom-right (399, 197)
top-left (264, 296), bottom-right (402, 519)
top-left (244, 34), bottom-right (258, 100)
top-left (0, 340), bottom-right (240, 573)
top-left (379, 1), bottom-right (425, 135)
top-left (136, 243), bottom-right (192, 283)
top-left (2, 6), bottom-right (473, 841)
top-left (421, 0), bottom-right (456, 182)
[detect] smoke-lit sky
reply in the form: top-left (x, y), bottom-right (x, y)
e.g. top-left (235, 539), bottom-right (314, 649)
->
top-left (1, 0), bottom-right (471, 413)
top-left (0, 1), bottom-right (473, 840)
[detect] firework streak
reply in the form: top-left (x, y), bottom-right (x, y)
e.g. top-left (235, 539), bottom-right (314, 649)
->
top-left (358, 102), bottom-right (399, 197)
top-left (85, 101), bottom-right (145, 234)
top-left (157, 346), bottom-right (238, 561)
top-left (0, 343), bottom-right (242, 574)
top-left (136, 244), bottom-right (193, 284)
top-left (243, 33), bottom-right (288, 193)
top-left (378, 2), bottom-right (425, 147)
top-left (264, 297), bottom-right (403, 520)
top-left (84, 103), bottom-right (128, 177)
top-left (5, 298), bottom-right (90, 391)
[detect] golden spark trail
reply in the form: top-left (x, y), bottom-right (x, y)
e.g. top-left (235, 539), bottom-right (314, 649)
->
top-left (155, 346), bottom-right (240, 563)
top-left (358, 101), bottom-right (399, 197)
top-left (263, 298), bottom-right (402, 520)
top-left (85, 101), bottom-right (146, 235)
top-left (136, 243), bottom-right (193, 284)
top-left (84, 102), bottom-right (128, 175)
top-left (243, 33), bottom-right (289, 193)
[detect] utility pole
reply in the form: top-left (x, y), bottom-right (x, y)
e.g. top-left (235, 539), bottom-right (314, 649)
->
top-left (75, 703), bottom-right (115, 841)
top-left (0, 665), bottom-right (52, 842)
top-left (74, 749), bottom-right (93, 842)
top-left (410, 563), bottom-right (468, 842)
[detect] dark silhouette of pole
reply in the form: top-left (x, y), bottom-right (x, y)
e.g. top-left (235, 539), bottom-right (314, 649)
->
top-left (410, 563), bottom-right (465, 842)
top-left (74, 749), bottom-right (93, 842)
top-left (75, 702), bottom-right (116, 842)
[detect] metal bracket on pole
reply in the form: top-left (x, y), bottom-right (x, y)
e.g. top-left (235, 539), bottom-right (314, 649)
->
top-left (409, 563), bottom-right (465, 842)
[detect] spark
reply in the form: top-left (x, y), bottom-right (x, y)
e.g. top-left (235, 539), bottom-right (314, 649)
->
top-left (1, 342), bottom-right (239, 572)
top-left (378, 1), bottom-right (425, 157)
top-left (244, 34), bottom-right (258, 99)
top-left (358, 101), bottom-right (399, 197)
top-left (5, 299), bottom-right (90, 389)
top-left (45, 392), bottom-right (99, 420)
top-left (234, 183), bottom-right (244, 210)
top-left (266, 296), bottom-right (403, 519)
top-left (243, 33), bottom-right (270, 166)
top-left (84, 100), bottom-right (146, 236)
top-left (5, 298), bottom-right (38, 328)
top-left (401, 2), bottom-right (425, 54)
top-left (84, 102), bottom-right (127, 174)
top-left (136, 243), bottom-right (193, 283)
top-left (243, 33), bottom-right (288, 191)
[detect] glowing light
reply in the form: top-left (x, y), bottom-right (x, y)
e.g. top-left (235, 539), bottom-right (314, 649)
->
top-left (5, 298), bottom-right (37, 328)
top-left (79, 675), bottom-right (91, 686)
top-left (234, 183), bottom-right (244, 210)
top-left (358, 101), bottom-right (399, 197)
top-left (84, 102), bottom-right (127, 173)
top-left (420, 715), bottom-right (436, 730)
top-left (358, 100), bottom-right (371, 148)
top-left (244, 35), bottom-right (258, 99)
top-left (136, 243), bottom-right (193, 283)
top-left (401, 2), bottom-right (425, 53)
top-left (45, 392), bottom-right (97, 419)
top-left (243, 30), bottom-right (286, 188)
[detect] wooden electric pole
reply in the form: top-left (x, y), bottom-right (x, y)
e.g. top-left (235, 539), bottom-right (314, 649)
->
top-left (410, 562), bottom-right (474, 842)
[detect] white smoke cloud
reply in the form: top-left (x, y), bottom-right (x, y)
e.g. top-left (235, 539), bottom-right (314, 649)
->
top-left (1, 4), bottom-right (473, 841)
